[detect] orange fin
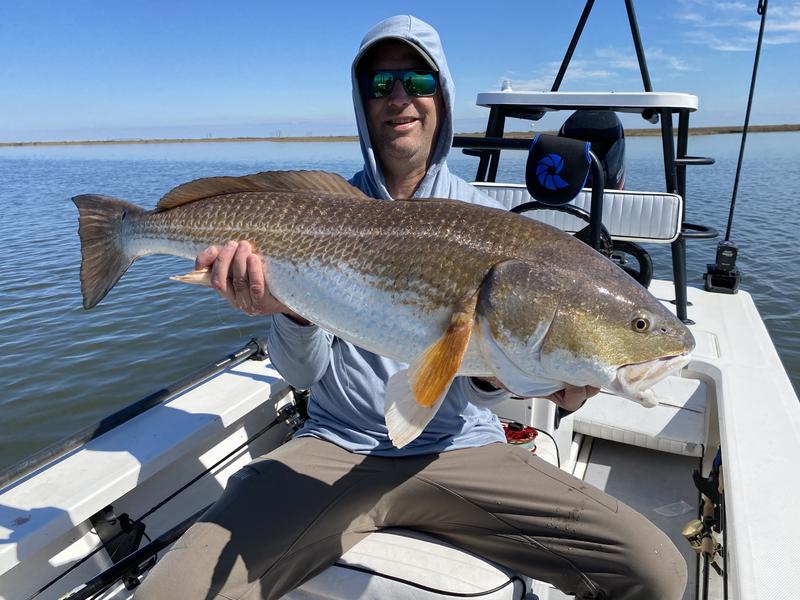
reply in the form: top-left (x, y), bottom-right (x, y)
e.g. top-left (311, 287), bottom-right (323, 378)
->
top-left (385, 305), bottom-right (476, 448)
top-left (169, 269), bottom-right (212, 286)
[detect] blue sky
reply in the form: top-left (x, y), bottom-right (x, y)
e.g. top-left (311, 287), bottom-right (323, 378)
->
top-left (1, 0), bottom-right (798, 141)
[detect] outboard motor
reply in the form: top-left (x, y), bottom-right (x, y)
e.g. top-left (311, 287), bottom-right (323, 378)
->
top-left (558, 110), bottom-right (653, 288)
top-left (559, 110), bottom-right (626, 190)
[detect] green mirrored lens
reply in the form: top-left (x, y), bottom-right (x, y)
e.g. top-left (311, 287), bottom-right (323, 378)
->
top-left (370, 72), bottom-right (395, 97)
top-left (404, 72), bottom-right (437, 96)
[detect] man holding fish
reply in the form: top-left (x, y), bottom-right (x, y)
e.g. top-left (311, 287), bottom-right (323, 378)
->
top-left (131, 15), bottom-right (688, 600)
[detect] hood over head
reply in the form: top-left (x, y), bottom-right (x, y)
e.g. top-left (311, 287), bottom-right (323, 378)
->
top-left (350, 15), bottom-right (456, 200)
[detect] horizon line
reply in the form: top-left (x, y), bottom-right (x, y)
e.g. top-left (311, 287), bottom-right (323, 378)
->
top-left (2, 124), bottom-right (799, 148)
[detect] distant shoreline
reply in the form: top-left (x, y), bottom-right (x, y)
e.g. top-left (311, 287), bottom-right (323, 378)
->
top-left (2, 124), bottom-right (798, 147)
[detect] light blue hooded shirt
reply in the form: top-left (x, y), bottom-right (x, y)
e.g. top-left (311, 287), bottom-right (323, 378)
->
top-left (266, 15), bottom-right (507, 455)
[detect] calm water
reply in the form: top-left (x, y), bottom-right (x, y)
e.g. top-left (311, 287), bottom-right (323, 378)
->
top-left (1, 133), bottom-right (798, 471)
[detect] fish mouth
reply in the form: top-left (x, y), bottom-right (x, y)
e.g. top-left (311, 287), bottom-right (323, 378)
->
top-left (611, 352), bottom-right (692, 407)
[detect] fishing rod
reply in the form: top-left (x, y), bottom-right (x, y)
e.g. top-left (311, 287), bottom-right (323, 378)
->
top-left (32, 401), bottom-right (298, 600)
top-left (705, 0), bottom-right (769, 294)
top-left (61, 505), bottom-right (211, 600)
top-left (727, 0), bottom-right (769, 243)
top-left (23, 341), bottom-right (303, 600)
top-left (689, 6), bottom-right (769, 597)
top-left (0, 338), bottom-right (268, 488)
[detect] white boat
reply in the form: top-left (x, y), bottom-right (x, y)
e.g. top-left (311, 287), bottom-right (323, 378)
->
top-left (2, 2), bottom-right (797, 599)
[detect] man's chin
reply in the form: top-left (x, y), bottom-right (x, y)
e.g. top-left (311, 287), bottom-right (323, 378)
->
top-left (383, 140), bottom-right (423, 161)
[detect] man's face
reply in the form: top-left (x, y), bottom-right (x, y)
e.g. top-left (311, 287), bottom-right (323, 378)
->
top-left (361, 42), bottom-right (443, 172)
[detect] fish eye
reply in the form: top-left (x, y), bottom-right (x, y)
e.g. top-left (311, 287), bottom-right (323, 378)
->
top-left (632, 316), bottom-right (650, 332)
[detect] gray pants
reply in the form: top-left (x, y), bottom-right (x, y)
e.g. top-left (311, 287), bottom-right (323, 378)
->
top-left (135, 437), bottom-right (686, 600)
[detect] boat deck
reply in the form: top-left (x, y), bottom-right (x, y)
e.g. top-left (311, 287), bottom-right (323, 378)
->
top-left (584, 440), bottom-right (700, 590)
top-left (534, 437), bottom-right (702, 600)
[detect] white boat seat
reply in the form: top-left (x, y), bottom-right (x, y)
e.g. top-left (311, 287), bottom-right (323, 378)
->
top-left (474, 182), bottom-right (683, 243)
top-left (286, 528), bottom-right (529, 599)
top-left (571, 376), bottom-right (708, 457)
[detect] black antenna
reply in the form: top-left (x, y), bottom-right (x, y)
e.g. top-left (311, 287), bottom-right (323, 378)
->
top-left (726, 0), bottom-right (768, 241)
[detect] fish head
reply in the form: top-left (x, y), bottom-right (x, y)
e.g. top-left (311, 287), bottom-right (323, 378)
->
top-left (539, 264), bottom-right (695, 405)
top-left (477, 258), bottom-right (694, 404)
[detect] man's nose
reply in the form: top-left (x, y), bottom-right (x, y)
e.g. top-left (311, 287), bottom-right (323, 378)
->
top-left (386, 79), bottom-right (411, 104)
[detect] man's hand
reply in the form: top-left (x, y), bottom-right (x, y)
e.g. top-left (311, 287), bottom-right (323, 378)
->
top-left (475, 378), bottom-right (599, 412)
top-left (547, 384), bottom-right (600, 412)
top-left (196, 241), bottom-right (307, 323)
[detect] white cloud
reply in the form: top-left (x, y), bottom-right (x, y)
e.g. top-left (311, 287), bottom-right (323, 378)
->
top-left (766, 21), bottom-right (800, 31)
top-left (679, 0), bottom-right (750, 12)
top-left (685, 30), bottom-right (755, 51)
top-left (646, 48), bottom-right (695, 71)
top-left (494, 2), bottom-right (796, 90)
top-left (681, 0), bottom-right (800, 49)
top-left (754, 6), bottom-right (800, 45)
top-left (765, 32), bottom-right (800, 43)
top-left (714, 2), bottom-right (750, 11)
top-left (555, 60), bottom-right (613, 80)
top-left (594, 48), bottom-right (639, 70)
top-left (500, 46), bottom-right (695, 92)
top-left (772, 2), bottom-right (800, 17)
top-left (499, 77), bottom-right (551, 92)
top-left (678, 12), bottom-right (709, 24)
top-left (499, 59), bottom-right (614, 92)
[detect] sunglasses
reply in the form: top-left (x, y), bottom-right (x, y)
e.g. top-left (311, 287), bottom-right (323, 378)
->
top-left (361, 69), bottom-right (439, 99)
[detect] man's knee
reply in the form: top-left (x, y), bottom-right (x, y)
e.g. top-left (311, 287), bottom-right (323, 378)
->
top-left (618, 512), bottom-right (688, 600)
top-left (134, 521), bottom-right (236, 599)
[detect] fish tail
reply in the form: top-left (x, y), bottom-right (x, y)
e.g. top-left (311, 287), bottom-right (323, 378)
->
top-left (72, 194), bottom-right (145, 309)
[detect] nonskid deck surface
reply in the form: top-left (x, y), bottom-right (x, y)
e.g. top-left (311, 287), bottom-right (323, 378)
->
top-left (584, 439), bottom-right (701, 600)
top-left (537, 438), bottom-right (707, 600)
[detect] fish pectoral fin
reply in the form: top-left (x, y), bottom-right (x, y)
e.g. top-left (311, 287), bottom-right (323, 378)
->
top-left (170, 269), bottom-right (212, 286)
top-left (409, 308), bottom-right (475, 407)
top-left (384, 306), bottom-right (475, 448)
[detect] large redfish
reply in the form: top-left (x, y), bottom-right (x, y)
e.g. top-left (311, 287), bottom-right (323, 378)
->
top-left (73, 170), bottom-right (695, 448)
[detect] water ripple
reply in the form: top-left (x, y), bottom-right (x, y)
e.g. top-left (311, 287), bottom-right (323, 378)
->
top-left (0, 135), bottom-right (797, 470)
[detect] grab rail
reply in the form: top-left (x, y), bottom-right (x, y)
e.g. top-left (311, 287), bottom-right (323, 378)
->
top-left (0, 338), bottom-right (267, 489)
